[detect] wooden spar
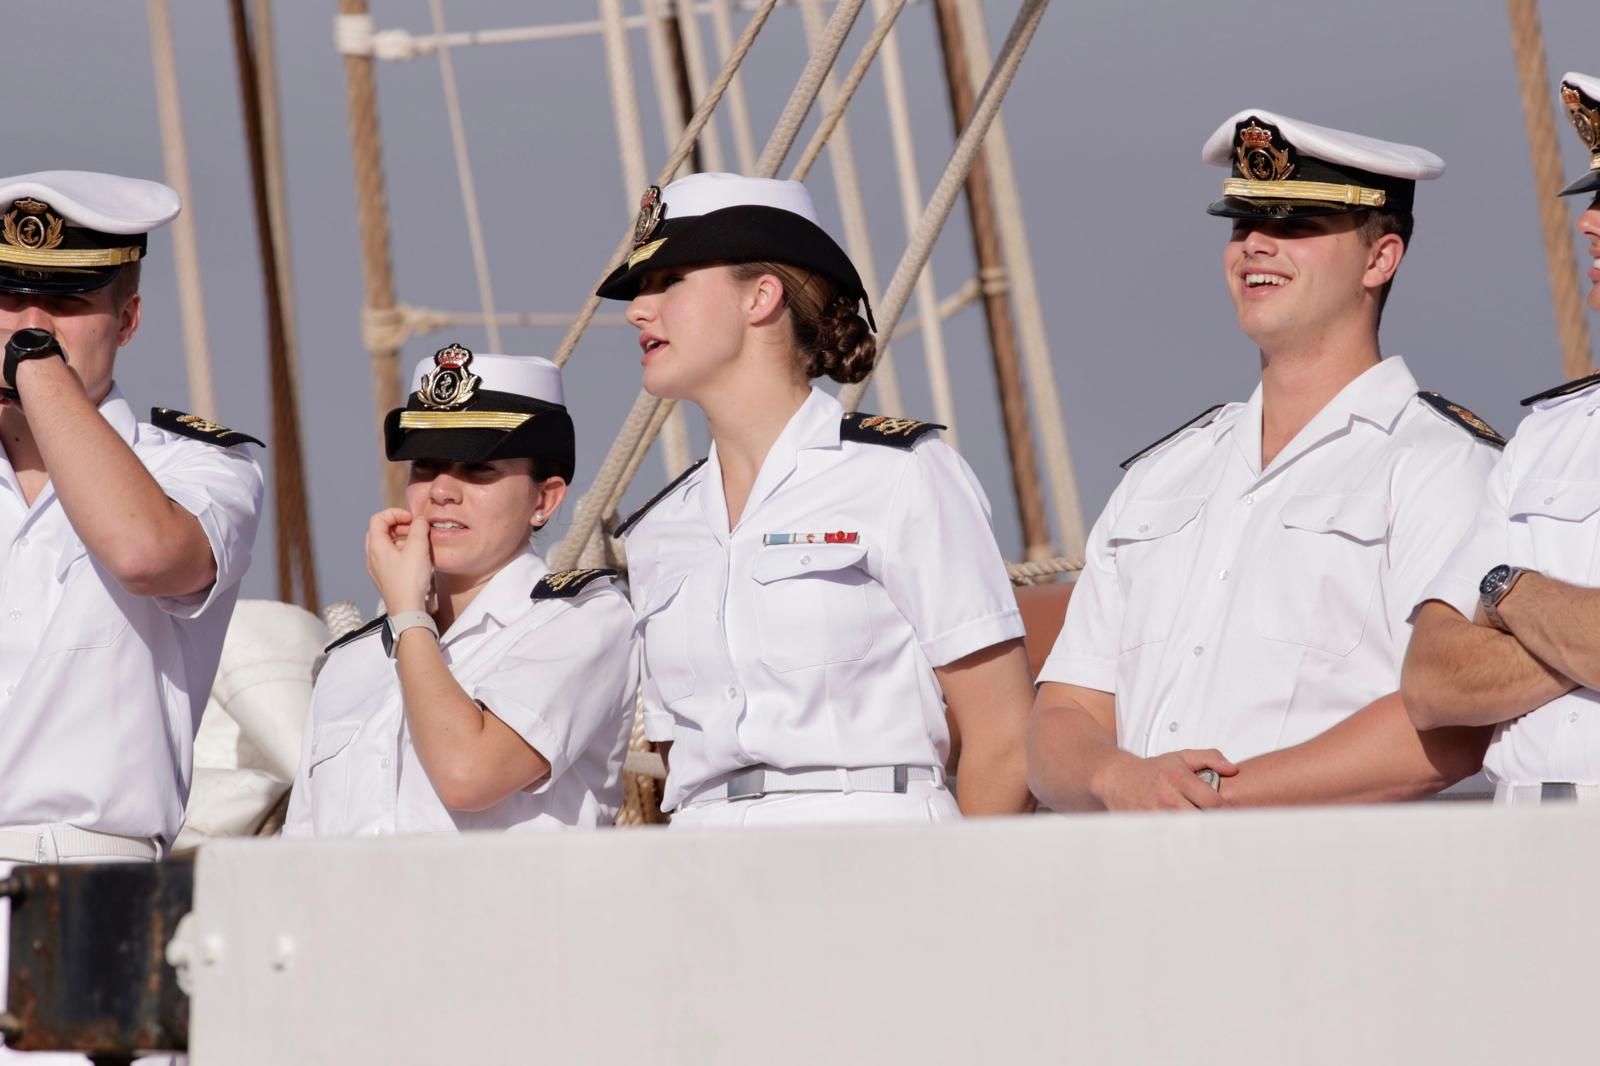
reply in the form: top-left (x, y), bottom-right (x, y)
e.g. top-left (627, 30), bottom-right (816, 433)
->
top-left (229, 0), bottom-right (319, 610)
top-left (930, 0), bottom-right (1054, 561)
top-left (337, 0), bottom-right (406, 507)
top-left (1506, 0), bottom-right (1594, 379)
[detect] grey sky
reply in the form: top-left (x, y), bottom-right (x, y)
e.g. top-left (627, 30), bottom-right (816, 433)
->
top-left (5, 0), bottom-right (1596, 607)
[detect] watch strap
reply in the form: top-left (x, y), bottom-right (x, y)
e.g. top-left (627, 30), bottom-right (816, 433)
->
top-left (387, 610), bottom-right (439, 655)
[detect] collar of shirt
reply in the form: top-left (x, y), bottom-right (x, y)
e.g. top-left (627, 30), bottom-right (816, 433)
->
top-left (0, 384), bottom-right (139, 513)
top-left (1530, 382), bottom-right (1600, 415)
top-left (700, 386), bottom-right (842, 540)
top-left (438, 547), bottom-right (548, 644)
top-left (1216, 356), bottom-right (1417, 481)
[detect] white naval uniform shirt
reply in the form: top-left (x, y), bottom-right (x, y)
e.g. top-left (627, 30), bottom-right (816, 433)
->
top-left (0, 386), bottom-right (263, 851)
top-left (627, 387), bottom-right (1025, 812)
top-left (281, 550), bottom-right (638, 836)
top-left (1039, 358), bottom-right (1499, 762)
top-left (1420, 380), bottom-right (1600, 785)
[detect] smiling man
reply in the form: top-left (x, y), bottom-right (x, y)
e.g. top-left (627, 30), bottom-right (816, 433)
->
top-left (0, 171), bottom-right (264, 858)
top-left (1400, 73), bottom-right (1600, 806)
top-left (1027, 112), bottom-right (1501, 811)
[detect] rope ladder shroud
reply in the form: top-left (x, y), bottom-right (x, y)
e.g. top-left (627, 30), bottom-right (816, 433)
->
top-left (1505, 0), bottom-right (1595, 380)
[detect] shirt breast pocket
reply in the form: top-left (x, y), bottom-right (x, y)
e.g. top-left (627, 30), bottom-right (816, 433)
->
top-left (1109, 496), bottom-right (1206, 650)
top-left (38, 547), bottom-right (131, 654)
top-left (1256, 493), bottom-right (1388, 656)
top-left (751, 543), bottom-right (873, 673)
top-left (305, 720), bottom-right (361, 827)
top-left (636, 570), bottom-right (698, 703)
top-left (1510, 480), bottom-right (1600, 581)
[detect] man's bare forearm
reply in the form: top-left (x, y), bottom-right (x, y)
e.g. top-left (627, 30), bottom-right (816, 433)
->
top-left (1222, 691), bottom-right (1491, 806)
top-left (15, 358), bottom-right (214, 596)
top-left (1497, 573), bottom-right (1600, 692)
top-left (1026, 685), bottom-right (1127, 812)
top-left (1401, 601), bottom-right (1576, 729)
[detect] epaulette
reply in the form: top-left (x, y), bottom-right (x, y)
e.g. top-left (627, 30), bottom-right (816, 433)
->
top-left (840, 412), bottom-right (946, 449)
top-left (615, 457), bottom-right (707, 536)
top-left (323, 615), bottom-right (391, 656)
top-left (532, 568), bottom-right (618, 600)
top-left (1119, 404), bottom-right (1225, 471)
top-left (151, 407), bottom-right (265, 448)
top-left (1520, 372), bottom-right (1600, 408)
top-left (1416, 392), bottom-right (1506, 448)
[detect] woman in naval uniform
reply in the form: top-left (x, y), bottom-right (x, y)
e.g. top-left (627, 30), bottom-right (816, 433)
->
top-left (595, 172), bottom-right (1034, 827)
top-left (283, 348), bottom-right (637, 835)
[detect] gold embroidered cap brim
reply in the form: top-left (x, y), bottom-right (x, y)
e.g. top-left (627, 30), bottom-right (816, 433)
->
top-left (397, 411), bottom-right (533, 431)
top-left (1221, 178), bottom-right (1387, 208)
top-left (0, 244), bottom-right (142, 269)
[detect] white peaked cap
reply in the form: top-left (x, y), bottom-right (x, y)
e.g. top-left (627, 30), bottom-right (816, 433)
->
top-left (1201, 109), bottom-right (1444, 181)
top-left (1563, 72), bottom-right (1600, 100)
top-left (0, 170), bottom-right (180, 233)
top-left (405, 351), bottom-right (565, 408)
top-left (660, 172), bottom-right (821, 223)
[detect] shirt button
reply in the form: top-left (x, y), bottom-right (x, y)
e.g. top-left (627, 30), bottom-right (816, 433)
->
top-left (14, 536), bottom-right (26, 548)
top-left (1243, 495), bottom-right (1254, 506)
top-left (6, 609), bottom-right (18, 620)
top-left (1218, 569), bottom-right (1229, 581)
top-left (725, 686), bottom-right (738, 700)
top-left (1167, 722), bottom-right (1179, 733)
top-left (1192, 645), bottom-right (1203, 657)
top-left (3, 686), bottom-right (11, 698)
top-left (1545, 497), bottom-right (1556, 505)
top-left (1138, 523), bottom-right (1150, 534)
top-left (380, 757), bottom-right (391, 770)
top-left (799, 555), bottom-right (811, 566)
top-left (1569, 712), bottom-right (1580, 725)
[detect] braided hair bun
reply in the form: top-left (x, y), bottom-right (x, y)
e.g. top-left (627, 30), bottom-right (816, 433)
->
top-left (732, 261), bottom-right (877, 384)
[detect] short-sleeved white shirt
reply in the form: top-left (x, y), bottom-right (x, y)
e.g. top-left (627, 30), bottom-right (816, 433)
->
top-left (282, 550), bottom-right (638, 836)
top-left (0, 387), bottom-right (264, 850)
top-left (626, 387), bottom-right (1024, 812)
top-left (1420, 379), bottom-right (1600, 784)
top-left (1039, 358), bottom-right (1499, 761)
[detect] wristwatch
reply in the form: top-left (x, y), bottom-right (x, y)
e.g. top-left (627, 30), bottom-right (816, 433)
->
top-left (3, 328), bottom-right (65, 398)
top-left (1479, 564), bottom-right (1528, 631)
top-left (387, 611), bottom-right (440, 656)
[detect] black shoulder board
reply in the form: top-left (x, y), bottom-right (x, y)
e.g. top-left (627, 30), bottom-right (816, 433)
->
top-left (1119, 404), bottom-right (1225, 471)
top-left (323, 615), bottom-right (391, 656)
top-left (616, 457), bottom-right (707, 536)
top-left (1416, 392), bottom-right (1506, 448)
top-left (840, 412), bottom-right (946, 449)
top-left (151, 407), bottom-right (265, 448)
top-left (532, 568), bottom-right (618, 600)
top-left (1520, 372), bottom-right (1600, 408)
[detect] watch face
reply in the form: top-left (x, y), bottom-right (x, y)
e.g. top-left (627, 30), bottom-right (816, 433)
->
top-left (1480, 564), bottom-right (1513, 597)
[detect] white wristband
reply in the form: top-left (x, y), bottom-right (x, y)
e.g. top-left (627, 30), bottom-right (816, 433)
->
top-left (388, 611), bottom-right (439, 656)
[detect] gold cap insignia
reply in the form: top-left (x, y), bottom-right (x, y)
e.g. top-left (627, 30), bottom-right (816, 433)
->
top-left (633, 185), bottom-right (665, 248)
top-left (1562, 84), bottom-right (1600, 153)
top-left (1235, 122), bottom-right (1295, 183)
top-left (417, 343), bottom-right (481, 410)
top-left (3, 199), bottom-right (64, 253)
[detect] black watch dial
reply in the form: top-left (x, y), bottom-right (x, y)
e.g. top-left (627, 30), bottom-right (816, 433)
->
top-left (7, 328), bottom-right (59, 359)
top-left (1480, 564), bottom-right (1513, 598)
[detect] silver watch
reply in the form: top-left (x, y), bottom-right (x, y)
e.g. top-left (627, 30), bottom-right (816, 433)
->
top-left (1478, 564), bottom-right (1528, 631)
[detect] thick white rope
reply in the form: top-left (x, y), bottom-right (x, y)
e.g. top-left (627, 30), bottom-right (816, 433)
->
top-left (147, 0), bottom-right (218, 419)
top-left (872, 0), bottom-right (958, 440)
top-left (838, 0), bottom-right (1051, 412)
top-left (552, 0), bottom-right (858, 570)
top-left (952, 0), bottom-right (1083, 551)
top-left (361, 304), bottom-right (628, 351)
top-left (640, 0), bottom-right (695, 477)
top-left (794, 0), bottom-right (904, 419)
top-left (705, 0), bottom-right (756, 171)
top-left (428, 0), bottom-right (501, 351)
top-left (889, 276), bottom-right (979, 342)
top-left (1006, 555), bottom-right (1082, 585)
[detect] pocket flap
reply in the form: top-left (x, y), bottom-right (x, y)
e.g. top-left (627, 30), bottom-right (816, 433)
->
top-left (1278, 493), bottom-right (1389, 543)
top-left (634, 569), bottom-right (690, 623)
top-left (751, 543), bottom-right (869, 585)
top-left (1108, 496), bottom-right (1206, 543)
top-left (1509, 480), bottom-right (1600, 523)
top-left (309, 721), bottom-right (360, 768)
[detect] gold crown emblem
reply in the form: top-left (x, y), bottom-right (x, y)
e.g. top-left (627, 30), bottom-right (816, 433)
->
top-left (417, 343), bottom-right (481, 410)
top-left (632, 185), bottom-right (665, 249)
top-left (1235, 121), bottom-right (1295, 183)
top-left (2, 198), bottom-right (64, 252)
top-left (1563, 84), bottom-right (1600, 152)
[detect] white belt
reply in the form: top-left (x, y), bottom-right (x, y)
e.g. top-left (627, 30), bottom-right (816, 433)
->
top-left (1494, 782), bottom-right (1600, 807)
top-left (0, 824), bottom-right (160, 864)
top-left (688, 765), bottom-right (943, 805)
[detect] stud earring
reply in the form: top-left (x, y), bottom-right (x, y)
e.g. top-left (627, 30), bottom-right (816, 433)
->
top-left (534, 512), bottom-right (544, 522)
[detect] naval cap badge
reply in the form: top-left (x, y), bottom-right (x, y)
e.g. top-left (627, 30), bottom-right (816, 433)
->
top-left (1235, 121), bottom-right (1295, 183)
top-left (633, 185), bottom-right (665, 248)
top-left (417, 342), bottom-right (481, 410)
top-left (2, 198), bottom-right (64, 252)
top-left (1562, 84), bottom-right (1600, 152)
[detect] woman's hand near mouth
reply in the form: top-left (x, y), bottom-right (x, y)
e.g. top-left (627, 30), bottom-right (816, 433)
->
top-left (367, 507), bottom-right (434, 614)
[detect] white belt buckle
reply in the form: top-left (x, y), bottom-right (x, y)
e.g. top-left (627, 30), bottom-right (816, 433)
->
top-left (726, 769), bottom-right (767, 801)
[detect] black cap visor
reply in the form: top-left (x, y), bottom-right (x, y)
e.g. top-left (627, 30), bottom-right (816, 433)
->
top-left (384, 396), bottom-right (577, 483)
top-left (596, 204), bottom-right (873, 328)
top-left (1558, 168), bottom-right (1600, 198)
top-left (0, 262), bottom-right (124, 296)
